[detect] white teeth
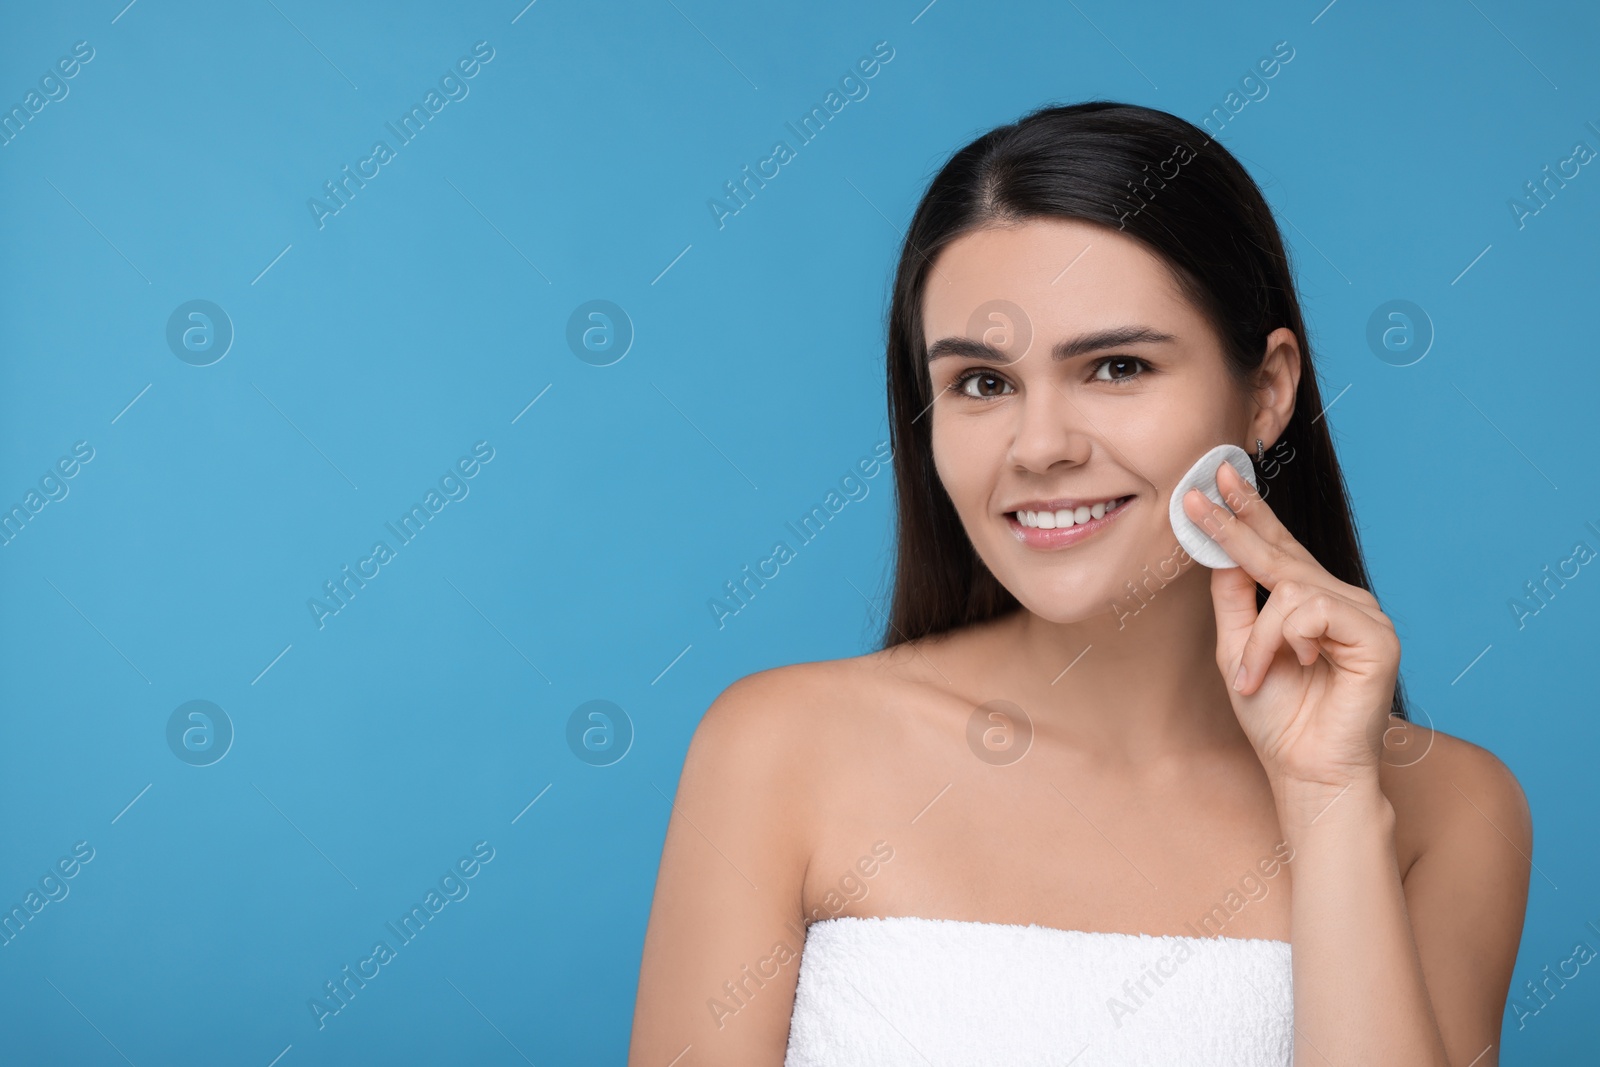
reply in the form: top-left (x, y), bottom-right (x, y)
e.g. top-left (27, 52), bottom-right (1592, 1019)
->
top-left (1014, 497), bottom-right (1127, 528)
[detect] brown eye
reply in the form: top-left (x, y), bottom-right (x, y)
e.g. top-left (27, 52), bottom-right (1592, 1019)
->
top-left (1091, 356), bottom-right (1148, 383)
top-left (955, 371), bottom-right (1013, 398)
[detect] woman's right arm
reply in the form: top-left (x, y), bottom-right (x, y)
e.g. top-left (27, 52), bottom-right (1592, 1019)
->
top-left (628, 669), bottom-right (818, 1066)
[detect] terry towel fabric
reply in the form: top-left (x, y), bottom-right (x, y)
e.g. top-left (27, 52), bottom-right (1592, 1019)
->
top-left (785, 915), bottom-right (1293, 1066)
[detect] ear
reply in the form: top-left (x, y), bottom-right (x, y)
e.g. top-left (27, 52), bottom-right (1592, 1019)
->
top-left (1250, 327), bottom-right (1301, 450)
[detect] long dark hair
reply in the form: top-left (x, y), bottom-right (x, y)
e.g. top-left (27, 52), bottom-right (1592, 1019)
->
top-left (879, 100), bottom-right (1409, 721)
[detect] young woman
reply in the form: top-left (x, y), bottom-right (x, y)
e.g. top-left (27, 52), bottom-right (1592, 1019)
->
top-left (629, 101), bottom-right (1531, 1066)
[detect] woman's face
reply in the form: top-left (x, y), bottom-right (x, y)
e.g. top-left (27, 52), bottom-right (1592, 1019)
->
top-left (921, 217), bottom-right (1271, 626)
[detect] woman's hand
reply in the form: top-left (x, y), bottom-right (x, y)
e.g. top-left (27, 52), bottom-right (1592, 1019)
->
top-left (1180, 460), bottom-right (1400, 795)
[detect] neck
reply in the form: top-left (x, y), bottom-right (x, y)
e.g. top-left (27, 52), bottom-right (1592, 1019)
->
top-left (989, 567), bottom-right (1252, 764)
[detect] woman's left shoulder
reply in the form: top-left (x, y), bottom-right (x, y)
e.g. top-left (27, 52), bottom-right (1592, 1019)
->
top-left (1380, 719), bottom-right (1533, 878)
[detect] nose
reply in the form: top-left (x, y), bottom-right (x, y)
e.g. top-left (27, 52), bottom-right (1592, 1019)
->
top-left (1008, 384), bottom-right (1094, 473)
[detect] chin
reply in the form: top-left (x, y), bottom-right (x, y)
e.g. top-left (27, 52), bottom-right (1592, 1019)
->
top-left (998, 574), bottom-right (1125, 627)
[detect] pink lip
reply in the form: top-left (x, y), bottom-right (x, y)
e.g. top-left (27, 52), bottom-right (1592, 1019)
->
top-left (1005, 497), bottom-right (1133, 549)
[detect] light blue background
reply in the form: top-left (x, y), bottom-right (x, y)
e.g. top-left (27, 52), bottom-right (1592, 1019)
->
top-left (1, 0), bottom-right (1596, 1063)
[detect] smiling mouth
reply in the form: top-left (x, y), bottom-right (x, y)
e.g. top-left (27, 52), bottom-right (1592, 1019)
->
top-left (1008, 495), bottom-right (1134, 530)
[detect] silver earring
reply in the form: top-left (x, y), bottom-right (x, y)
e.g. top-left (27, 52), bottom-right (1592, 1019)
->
top-left (1256, 438), bottom-right (1265, 464)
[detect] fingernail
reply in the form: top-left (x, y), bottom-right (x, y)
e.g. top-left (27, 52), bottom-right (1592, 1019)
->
top-left (1232, 665), bottom-right (1247, 691)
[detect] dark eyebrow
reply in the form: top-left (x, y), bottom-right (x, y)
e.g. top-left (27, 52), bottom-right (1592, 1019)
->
top-left (925, 325), bottom-right (1178, 364)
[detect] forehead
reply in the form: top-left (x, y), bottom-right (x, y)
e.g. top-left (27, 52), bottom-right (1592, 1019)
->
top-left (920, 218), bottom-right (1200, 349)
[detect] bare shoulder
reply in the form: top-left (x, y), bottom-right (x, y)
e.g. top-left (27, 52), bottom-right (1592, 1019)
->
top-left (684, 649), bottom-right (926, 797)
top-left (694, 653), bottom-right (890, 744)
top-left (1381, 718), bottom-right (1532, 879)
top-left (1379, 722), bottom-right (1532, 1061)
top-left (632, 653), bottom-right (918, 1063)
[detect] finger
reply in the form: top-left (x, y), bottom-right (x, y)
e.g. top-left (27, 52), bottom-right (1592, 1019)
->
top-left (1257, 587), bottom-right (1325, 670)
top-left (1184, 477), bottom-right (1386, 620)
top-left (1215, 462), bottom-right (1309, 563)
top-left (1182, 487), bottom-right (1292, 590)
top-left (1209, 561), bottom-right (1260, 669)
top-left (1236, 583), bottom-right (1399, 694)
top-left (1215, 463), bottom-right (1390, 621)
top-left (1234, 580), bottom-right (1355, 692)
top-left (1231, 583), bottom-right (1299, 692)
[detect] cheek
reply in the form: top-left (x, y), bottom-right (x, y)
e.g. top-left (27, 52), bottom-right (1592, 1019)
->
top-left (1104, 397), bottom-right (1238, 490)
top-left (1096, 396), bottom-right (1189, 450)
top-left (930, 418), bottom-right (993, 513)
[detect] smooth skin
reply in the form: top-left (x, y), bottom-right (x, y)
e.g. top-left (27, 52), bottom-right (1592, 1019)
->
top-left (629, 217), bottom-right (1531, 1066)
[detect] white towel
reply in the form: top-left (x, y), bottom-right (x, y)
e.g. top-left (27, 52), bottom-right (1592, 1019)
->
top-left (785, 915), bottom-right (1293, 1066)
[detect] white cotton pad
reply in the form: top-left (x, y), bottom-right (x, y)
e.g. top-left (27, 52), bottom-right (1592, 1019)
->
top-left (1167, 443), bottom-right (1259, 569)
